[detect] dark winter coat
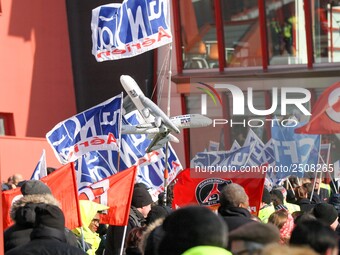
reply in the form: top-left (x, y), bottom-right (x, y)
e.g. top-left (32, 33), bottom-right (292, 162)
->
top-left (5, 225), bottom-right (86, 255)
top-left (4, 194), bottom-right (78, 252)
top-left (296, 198), bottom-right (316, 213)
top-left (218, 206), bottom-right (253, 232)
top-left (105, 206), bottom-right (146, 255)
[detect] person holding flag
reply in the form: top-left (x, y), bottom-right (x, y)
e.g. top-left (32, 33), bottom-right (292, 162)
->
top-left (105, 183), bottom-right (153, 255)
top-left (72, 200), bottom-right (109, 255)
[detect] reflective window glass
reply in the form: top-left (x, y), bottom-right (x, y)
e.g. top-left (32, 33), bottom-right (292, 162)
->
top-left (313, 0), bottom-right (340, 63)
top-left (265, 0), bottom-right (307, 65)
top-left (221, 0), bottom-right (262, 67)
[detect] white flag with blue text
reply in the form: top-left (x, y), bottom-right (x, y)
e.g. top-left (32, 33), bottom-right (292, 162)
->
top-left (75, 110), bottom-right (182, 198)
top-left (91, 0), bottom-right (172, 62)
top-left (191, 145), bottom-right (252, 170)
top-left (46, 94), bottom-right (123, 164)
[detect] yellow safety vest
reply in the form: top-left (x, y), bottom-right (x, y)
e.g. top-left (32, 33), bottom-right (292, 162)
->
top-left (258, 204), bottom-right (275, 223)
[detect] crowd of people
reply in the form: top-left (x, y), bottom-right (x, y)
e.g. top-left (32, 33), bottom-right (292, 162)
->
top-left (2, 175), bottom-right (340, 255)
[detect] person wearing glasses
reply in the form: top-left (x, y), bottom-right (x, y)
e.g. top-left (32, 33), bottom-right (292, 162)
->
top-left (72, 200), bottom-right (109, 255)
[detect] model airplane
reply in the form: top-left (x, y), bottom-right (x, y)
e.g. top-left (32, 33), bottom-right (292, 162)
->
top-left (120, 75), bottom-right (212, 152)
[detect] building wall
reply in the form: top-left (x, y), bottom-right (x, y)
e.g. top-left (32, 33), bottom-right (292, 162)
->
top-left (0, 137), bottom-right (61, 181)
top-left (0, 0), bottom-right (77, 179)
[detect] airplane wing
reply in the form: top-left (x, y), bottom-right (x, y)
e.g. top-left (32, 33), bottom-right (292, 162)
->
top-left (146, 130), bottom-right (171, 153)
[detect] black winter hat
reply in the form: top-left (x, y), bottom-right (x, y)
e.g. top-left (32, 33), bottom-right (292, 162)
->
top-left (21, 180), bottom-right (52, 195)
top-left (146, 205), bottom-right (172, 225)
top-left (313, 203), bottom-right (338, 226)
top-left (131, 186), bottom-right (153, 208)
top-left (158, 206), bottom-right (228, 255)
top-left (35, 204), bottom-right (65, 230)
top-left (262, 188), bottom-right (271, 205)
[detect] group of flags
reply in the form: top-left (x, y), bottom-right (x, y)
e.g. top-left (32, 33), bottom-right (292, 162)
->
top-left (2, 0), bottom-right (178, 231)
top-left (2, 163), bottom-right (137, 229)
top-left (2, 0), bottom-right (340, 234)
top-left (3, 81), bottom-right (340, 229)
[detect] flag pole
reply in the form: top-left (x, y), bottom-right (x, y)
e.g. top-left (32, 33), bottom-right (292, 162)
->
top-left (80, 227), bottom-right (86, 251)
top-left (163, 42), bottom-right (173, 205)
top-left (70, 161), bottom-right (85, 251)
top-left (164, 143), bottom-right (169, 206)
top-left (310, 172), bottom-right (318, 202)
top-left (319, 150), bottom-right (338, 193)
top-left (287, 178), bottom-right (295, 196)
top-left (119, 225), bottom-right (128, 255)
top-left (117, 92), bottom-right (124, 172)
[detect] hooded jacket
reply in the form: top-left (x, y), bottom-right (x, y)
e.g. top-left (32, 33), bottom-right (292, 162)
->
top-left (72, 200), bottom-right (109, 255)
top-left (5, 217), bottom-right (87, 255)
top-left (218, 206), bottom-right (253, 232)
top-left (105, 206), bottom-right (146, 255)
top-left (4, 193), bottom-right (79, 252)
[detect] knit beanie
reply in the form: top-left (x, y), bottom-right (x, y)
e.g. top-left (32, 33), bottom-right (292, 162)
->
top-left (312, 203), bottom-right (338, 226)
top-left (21, 180), bottom-right (52, 195)
top-left (131, 186), bottom-right (153, 208)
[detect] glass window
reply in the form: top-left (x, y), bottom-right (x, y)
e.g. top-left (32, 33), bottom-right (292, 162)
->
top-left (179, 0), bottom-right (217, 70)
top-left (221, 0), bottom-right (262, 67)
top-left (265, 0), bottom-right (307, 66)
top-left (0, 113), bottom-right (15, 136)
top-left (313, 0), bottom-right (340, 63)
top-left (0, 118), bottom-right (4, 135)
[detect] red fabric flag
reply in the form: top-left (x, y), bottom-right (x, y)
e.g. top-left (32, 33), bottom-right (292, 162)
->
top-left (42, 162), bottom-right (82, 229)
top-left (2, 163), bottom-right (82, 230)
top-left (2, 187), bottom-right (22, 229)
top-left (296, 82), bottom-right (340, 134)
top-left (79, 166), bottom-right (137, 226)
top-left (172, 168), bottom-right (265, 215)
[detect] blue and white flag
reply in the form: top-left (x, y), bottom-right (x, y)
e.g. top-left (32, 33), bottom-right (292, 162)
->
top-left (229, 140), bottom-right (241, 152)
top-left (191, 145), bottom-right (252, 169)
top-left (262, 139), bottom-right (275, 166)
top-left (46, 94), bottom-right (123, 164)
top-left (244, 129), bottom-right (266, 166)
top-left (31, 149), bottom-right (47, 180)
top-left (271, 121), bottom-right (320, 178)
top-left (91, 0), bottom-right (172, 62)
top-left (76, 110), bottom-right (182, 198)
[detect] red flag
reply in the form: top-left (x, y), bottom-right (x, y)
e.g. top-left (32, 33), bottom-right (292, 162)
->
top-left (296, 82), bottom-right (340, 134)
top-left (2, 163), bottom-right (82, 230)
top-left (79, 166), bottom-right (137, 226)
top-left (42, 162), bottom-right (82, 229)
top-left (2, 187), bottom-right (22, 229)
top-left (172, 168), bottom-right (265, 215)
